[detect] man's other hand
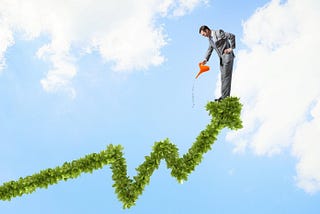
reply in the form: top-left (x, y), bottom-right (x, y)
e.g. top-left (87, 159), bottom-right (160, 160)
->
top-left (223, 48), bottom-right (232, 54)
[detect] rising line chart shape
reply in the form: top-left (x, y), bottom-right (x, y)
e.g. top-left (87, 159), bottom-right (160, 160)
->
top-left (0, 97), bottom-right (243, 209)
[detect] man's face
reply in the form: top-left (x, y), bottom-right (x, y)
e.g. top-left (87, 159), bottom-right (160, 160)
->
top-left (200, 29), bottom-right (211, 38)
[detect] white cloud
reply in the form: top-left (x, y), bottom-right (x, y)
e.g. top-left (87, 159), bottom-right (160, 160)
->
top-left (0, 21), bottom-right (14, 71)
top-left (172, 0), bottom-right (208, 16)
top-left (292, 100), bottom-right (320, 193)
top-left (0, 0), bottom-right (206, 95)
top-left (225, 0), bottom-right (320, 193)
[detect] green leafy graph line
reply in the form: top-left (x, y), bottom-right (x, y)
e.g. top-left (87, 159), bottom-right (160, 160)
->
top-left (0, 97), bottom-right (242, 209)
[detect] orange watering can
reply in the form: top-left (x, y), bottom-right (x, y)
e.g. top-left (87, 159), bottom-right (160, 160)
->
top-left (195, 62), bottom-right (210, 79)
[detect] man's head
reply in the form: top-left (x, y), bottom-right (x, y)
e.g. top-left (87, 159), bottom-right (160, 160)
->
top-left (199, 25), bottom-right (211, 37)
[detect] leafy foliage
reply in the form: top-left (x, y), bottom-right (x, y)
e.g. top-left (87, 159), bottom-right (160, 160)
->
top-left (0, 97), bottom-right (242, 209)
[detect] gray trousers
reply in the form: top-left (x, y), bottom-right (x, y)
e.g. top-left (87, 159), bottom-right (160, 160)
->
top-left (220, 57), bottom-right (234, 98)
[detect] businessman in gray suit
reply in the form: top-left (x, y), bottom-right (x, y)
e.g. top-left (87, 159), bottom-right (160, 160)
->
top-left (199, 25), bottom-right (236, 101)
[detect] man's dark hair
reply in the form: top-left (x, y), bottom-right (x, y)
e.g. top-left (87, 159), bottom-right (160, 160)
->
top-left (199, 25), bottom-right (210, 34)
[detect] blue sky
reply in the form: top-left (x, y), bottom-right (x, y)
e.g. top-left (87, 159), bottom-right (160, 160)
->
top-left (1, 0), bottom-right (320, 213)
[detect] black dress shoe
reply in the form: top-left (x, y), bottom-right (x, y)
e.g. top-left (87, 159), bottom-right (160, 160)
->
top-left (214, 97), bottom-right (223, 102)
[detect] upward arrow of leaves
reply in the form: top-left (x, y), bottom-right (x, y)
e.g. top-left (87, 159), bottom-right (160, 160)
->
top-left (0, 97), bottom-right (242, 209)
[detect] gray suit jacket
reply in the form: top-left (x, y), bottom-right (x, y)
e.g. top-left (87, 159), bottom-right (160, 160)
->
top-left (205, 29), bottom-right (236, 63)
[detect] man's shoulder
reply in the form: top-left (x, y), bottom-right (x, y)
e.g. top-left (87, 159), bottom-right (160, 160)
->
top-left (211, 29), bottom-right (225, 39)
top-left (211, 29), bottom-right (224, 32)
top-left (212, 29), bottom-right (226, 35)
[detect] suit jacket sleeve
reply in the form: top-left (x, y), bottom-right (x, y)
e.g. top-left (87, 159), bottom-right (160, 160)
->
top-left (224, 31), bottom-right (236, 49)
top-left (204, 45), bottom-right (214, 62)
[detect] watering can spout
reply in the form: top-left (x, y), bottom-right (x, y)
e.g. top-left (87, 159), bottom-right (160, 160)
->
top-left (195, 62), bottom-right (210, 79)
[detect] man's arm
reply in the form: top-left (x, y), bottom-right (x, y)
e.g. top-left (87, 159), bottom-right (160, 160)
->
top-left (224, 31), bottom-right (236, 49)
top-left (203, 45), bottom-right (214, 64)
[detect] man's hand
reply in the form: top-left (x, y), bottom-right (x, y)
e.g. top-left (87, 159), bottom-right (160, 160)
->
top-left (224, 48), bottom-right (232, 54)
top-left (201, 59), bottom-right (207, 65)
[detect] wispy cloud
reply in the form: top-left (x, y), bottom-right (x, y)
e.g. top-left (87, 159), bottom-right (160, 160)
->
top-left (0, 21), bottom-right (14, 71)
top-left (226, 0), bottom-right (320, 193)
top-left (0, 0), bottom-right (207, 96)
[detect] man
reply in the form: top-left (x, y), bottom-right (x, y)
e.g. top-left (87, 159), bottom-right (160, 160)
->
top-left (199, 25), bottom-right (236, 101)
